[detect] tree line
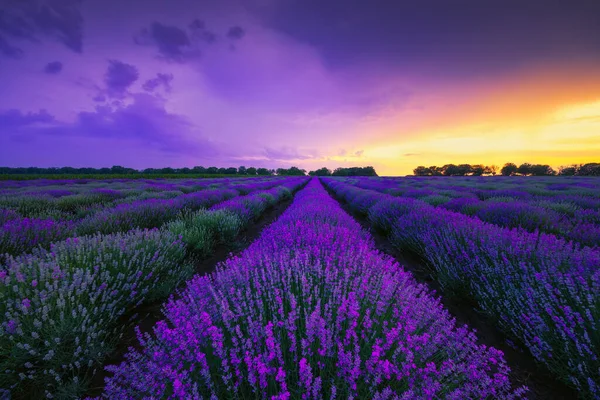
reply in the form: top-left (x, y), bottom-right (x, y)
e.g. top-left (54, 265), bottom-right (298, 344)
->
top-left (308, 166), bottom-right (378, 176)
top-left (413, 162), bottom-right (600, 176)
top-left (0, 165), bottom-right (378, 177)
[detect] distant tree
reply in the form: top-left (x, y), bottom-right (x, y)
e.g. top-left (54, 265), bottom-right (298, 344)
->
top-left (558, 165), bottom-right (578, 176)
top-left (441, 164), bottom-right (458, 176)
top-left (578, 163), bottom-right (600, 176)
top-left (192, 166), bottom-right (207, 174)
top-left (257, 168), bottom-right (271, 176)
top-left (277, 166), bottom-right (306, 176)
top-left (206, 167), bottom-right (219, 174)
top-left (501, 163), bottom-right (518, 176)
top-left (517, 163), bottom-right (533, 176)
top-left (217, 167), bottom-right (228, 174)
top-left (224, 167), bottom-right (237, 174)
top-left (530, 164), bottom-right (555, 176)
top-left (309, 167), bottom-right (332, 176)
top-left (237, 166), bottom-right (247, 175)
top-left (332, 166), bottom-right (378, 176)
top-left (246, 167), bottom-right (257, 175)
top-left (470, 164), bottom-right (485, 176)
top-left (413, 166), bottom-right (432, 176)
top-left (488, 165), bottom-right (499, 175)
top-left (429, 166), bottom-right (443, 176)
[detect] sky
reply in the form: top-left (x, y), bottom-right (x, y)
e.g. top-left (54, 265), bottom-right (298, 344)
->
top-left (0, 0), bottom-right (599, 175)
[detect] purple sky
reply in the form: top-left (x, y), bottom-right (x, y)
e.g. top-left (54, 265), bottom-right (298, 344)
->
top-left (1, 0), bottom-right (599, 174)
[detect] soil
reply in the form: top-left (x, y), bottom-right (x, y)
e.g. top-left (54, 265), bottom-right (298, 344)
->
top-left (322, 182), bottom-right (578, 400)
top-left (83, 196), bottom-right (295, 398)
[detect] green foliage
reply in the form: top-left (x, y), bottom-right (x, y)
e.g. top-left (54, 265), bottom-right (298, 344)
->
top-left (165, 209), bottom-right (243, 257)
top-left (0, 229), bottom-right (190, 398)
top-left (421, 194), bottom-right (450, 206)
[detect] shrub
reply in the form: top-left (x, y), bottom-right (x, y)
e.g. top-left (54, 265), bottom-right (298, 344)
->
top-left (0, 229), bottom-right (190, 398)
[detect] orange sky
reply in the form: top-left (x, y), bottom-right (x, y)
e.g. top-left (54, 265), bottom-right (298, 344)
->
top-left (317, 62), bottom-right (600, 176)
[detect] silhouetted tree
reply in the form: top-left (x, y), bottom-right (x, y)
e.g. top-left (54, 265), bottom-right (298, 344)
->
top-left (530, 164), bottom-right (555, 176)
top-left (470, 164), bottom-right (485, 176)
top-left (501, 163), bottom-right (518, 176)
top-left (413, 166), bottom-right (432, 176)
top-left (309, 167), bottom-right (332, 176)
top-left (246, 167), bottom-right (257, 175)
top-left (517, 163), bottom-right (533, 176)
top-left (558, 165), bottom-right (578, 176)
top-left (237, 166), bottom-right (247, 175)
top-left (257, 168), bottom-right (271, 176)
top-left (578, 163), bottom-right (600, 176)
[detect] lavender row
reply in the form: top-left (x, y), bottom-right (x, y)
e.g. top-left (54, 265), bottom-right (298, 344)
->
top-left (322, 177), bottom-right (600, 398)
top-left (0, 177), bottom-right (272, 220)
top-left (0, 178), bottom-right (307, 399)
top-left (0, 178), bottom-right (298, 258)
top-left (94, 178), bottom-right (525, 399)
top-left (343, 177), bottom-right (600, 248)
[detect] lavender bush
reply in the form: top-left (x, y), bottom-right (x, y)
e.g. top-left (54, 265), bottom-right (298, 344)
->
top-left (97, 179), bottom-right (524, 399)
top-left (0, 229), bottom-right (190, 398)
top-left (322, 178), bottom-right (600, 398)
top-left (166, 209), bottom-right (243, 257)
top-left (0, 217), bottom-right (76, 258)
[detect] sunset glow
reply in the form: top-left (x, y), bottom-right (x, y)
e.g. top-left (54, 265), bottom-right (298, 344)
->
top-left (1, 0), bottom-right (599, 175)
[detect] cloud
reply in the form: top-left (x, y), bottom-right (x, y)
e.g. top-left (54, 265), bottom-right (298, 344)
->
top-left (143, 73), bottom-right (174, 92)
top-left (354, 150), bottom-right (364, 157)
top-left (135, 21), bottom-right (194, 62)
top-left (0, 0), bottom-right (84, 57)
top-left (104, 60), bottom-right (139, 98)
top-left (189, 19), bottom-right (217, 44)
top-left (263, 146), bottom-right (319, 161)
top-left (0, 109), bottom-right (56, 130)
top-left (134, 18), bottom-right (224, 62)
top-left (227, 26), bottom-right (245, 40)
top-left (44, 60), bottom-right (63, 74)
top-left (403, 153), bottom-right (420, 156)
top-left (337, 148), bottom-right (347, 156)
top-left (255, 0), bottom-right (600, 76)
top-left (3, 94), bottom-right (213, 157)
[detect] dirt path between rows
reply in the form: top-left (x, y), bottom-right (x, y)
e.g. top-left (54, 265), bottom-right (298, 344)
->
top-left (323, 182), bottom-right (577, 400)
top-left (84, 196), bottom-right (295, 398)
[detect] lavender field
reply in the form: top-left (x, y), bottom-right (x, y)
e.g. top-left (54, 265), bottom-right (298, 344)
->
top-left (1, 176), bottom-right (599, 399)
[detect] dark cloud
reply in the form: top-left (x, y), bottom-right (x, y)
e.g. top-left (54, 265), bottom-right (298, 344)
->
top-left (92, 94), bottom-right (106, 102)
top-left (44, 60), bottom-right (63, 74)
top-left (0, 0), bottom-right (84, 57)
top-left (189, 19), bottom-right (217, 44)
top-left (264, 146), bottom-right (318, 161)
top-left (142, 73), bottom-right (174, 92)
top-left (104, 60), bottom-right (139, 97)
top-left (135, 19), bottom-right (221, 62)
top-left (226, 26), bottom-right (245, 40)
top-left (135, 22), bottom-right (193, 62)
top-left (354, 150), bottom-right (364, 157)
top-left (3, 95), bottom-right (210, 156)
top-left (73, 94), bottom-right (197, 153)
top-left (255, 0), bottom-right (600, 76)
top-left (0, 109), bottom-right (55, 130)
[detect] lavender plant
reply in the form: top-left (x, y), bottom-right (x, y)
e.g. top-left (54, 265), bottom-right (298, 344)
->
top-left (97, 179), bottom-right (524, 399)
top-left (0, 229), bottom-right (190, 398)
top-left (323, 178), bottom-right (600, 398)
